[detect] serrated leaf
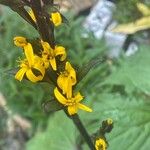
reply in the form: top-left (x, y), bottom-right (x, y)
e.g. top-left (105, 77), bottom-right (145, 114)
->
top-left (102, 46), bottom-right (150, 94)
top-left (61, 14), bottom-right (69, 25)
top-left (26, 111), bottom-right (77, 150)
top-left (81, 92), bottom-right (150, 150)
top-left (44, 4), bottom-right (60, 14)
top-left (77, 55), bottom-right (106, 82)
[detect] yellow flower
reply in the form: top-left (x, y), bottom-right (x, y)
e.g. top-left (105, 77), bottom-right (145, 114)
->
top-left (57, 62), bottom-right (76, 99)
top-left (95, 138), bottom-right (107, 150)
top-left (51, 12), bottom-right (62, 26)
top-left (28, 10), bottom-right (36, 22)
top-left (41, 41), bottom-right (66, 70)
top-left (29, 10), bottom-right (62, 26)
top-left (14, 36), bottom-right (28, 47)
top-left (54, 87), bottom-right (92, 115)
top-left (15, 43), bottom-right (45, 82)
top-left (112, 3), bottom-right (150, 34)
top-left (107, 118), bottom-right (113, 125)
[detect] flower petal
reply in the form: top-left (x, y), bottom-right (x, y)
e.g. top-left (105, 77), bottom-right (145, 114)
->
top-left (51, 12), bottom-right (62, 26)
top-left (68, 105), bottom-right (78, 115)
top-left (14, 36), bottom-right (27, 47)
top-left (78, 103), bottom-right (92, 112)
top-left (26, 69), bottom-right (42, 82)
top-left (65, 62), bottom-right (76, 85)
top-left (15, 68), bottom-right (27, 81)
top-left (54, 87), bottom-right (67, 105)
top-left (75, 92), bottom-right (83, 102)
top-left (57, 73), bottom-right (73, 98)
top-left (66, 77), bottom-right (72, 99)
top-left (24, 43), bottom-right (34, 67)
top-left (28, 10), bottom-right (36, 22)
top-left (33, 56), bottom-right (45, 77)
top-left (57, 74), bottom-right (64, 89)
top-left (50, 58), bottom-right (57, 70)
top-left (54, 46), bottom-right (66, 61)
top-left (41, 41), bottom-right (51, 53)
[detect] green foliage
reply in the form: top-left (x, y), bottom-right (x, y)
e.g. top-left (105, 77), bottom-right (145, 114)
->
top-left (0, 7), bottom-right (49, 128)
top-left (26, 112), bottom-right (77, 150)
top-left (102, 46), bottom-right (150, 94)
top-left (114, 0), bottom-right (149, 23)
top-left (55, 16), bottom-right (106, 66)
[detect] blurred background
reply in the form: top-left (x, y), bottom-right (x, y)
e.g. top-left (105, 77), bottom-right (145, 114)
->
top-left (0, 0), bottom-right (150, 150)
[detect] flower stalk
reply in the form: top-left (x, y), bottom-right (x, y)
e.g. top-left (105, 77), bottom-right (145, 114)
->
top-left (65, 111), bottom-right (95, 150)
top-left (30, 0), bottom-right (55, 48)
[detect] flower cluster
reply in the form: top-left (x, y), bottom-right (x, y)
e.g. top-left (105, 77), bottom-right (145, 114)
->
top-left (14, 12), bottom-right (92, 116)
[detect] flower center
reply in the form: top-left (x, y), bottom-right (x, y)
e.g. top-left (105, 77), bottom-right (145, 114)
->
top-left (65, 99), bottom-right (76, 106)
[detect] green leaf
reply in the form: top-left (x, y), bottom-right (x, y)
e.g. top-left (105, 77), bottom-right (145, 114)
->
top-left (26, 111), bottom-right (77, 150)
top-left (4, 67), bottom-right (18, 76)
top-left (102, 46), bottom-right (150, 94)
top-left (77, 55), bottom-right (106, 82)
top-left (44, 4), bottom-right (60, 14)
top-left (42, 99), bottom-right (63, 113)
top-left (81, 92), bottom-right (150, 150)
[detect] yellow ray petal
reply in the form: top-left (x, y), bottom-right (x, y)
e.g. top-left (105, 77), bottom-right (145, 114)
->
top-left (68, 105), bottom-right (78, 115)
top-left (65, 62), bottom-right (76, 84)
top-left (57, 75), bottom-right (64, 91)
top-left (54, 46), bottom-right (66, 61)
top-left (66, 77), bottom-right (73, 99)
top-left (57, 75), bottom-right (71, 96)
top-left (65, 61), bottom-right (72, 71)
top-left (41, 41), bottom-right (51, 53)
top-left (34, 56), bottom-right (45, 77)
top-left (54, 87), bottom-right (67, 105)
top-left (59, 76), bottom-right (72, 98)
top-left (15, 68), bottom-right (27, 81)
top-left (14, 36), bottom-right (27, 47)
top-left (75, 92), bottom-right (83, 102)
top-left (78, 103), bottom-right (92, 112)
top-left (137, 3), bottom-right (150, 16)
top-left (24, 43), bottom-right (34, 66)
top-left (50, 58), bottom-right (57, 70)
top-left (26, 69), bottom-right (42, 82)
top-left (51, 12), bottom-right (62, 26)
top-left (28, 10), bottom-right (36, 22)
